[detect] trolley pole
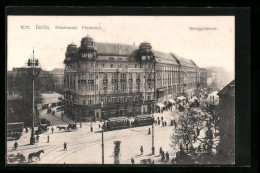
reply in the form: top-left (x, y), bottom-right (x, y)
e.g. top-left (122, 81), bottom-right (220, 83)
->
top-left (102, 129), bottom-right (104, 164)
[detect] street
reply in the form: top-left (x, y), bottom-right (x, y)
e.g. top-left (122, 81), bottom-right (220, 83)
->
top-left (7, 109), bottom-right (180, 164)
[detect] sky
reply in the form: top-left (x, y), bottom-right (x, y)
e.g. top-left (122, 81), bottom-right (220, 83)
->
top-left (7, 16), bottom-right (234, 77)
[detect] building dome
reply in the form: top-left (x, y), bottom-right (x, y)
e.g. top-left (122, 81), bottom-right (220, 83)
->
top-left (139, 42), bottom-right (153, 55)
top-left (66, 43), bottom-right (78, 53)
top-left (80, 35), bottom-right (97, 52)
top-left (65, 43), bottom-right (78, 61)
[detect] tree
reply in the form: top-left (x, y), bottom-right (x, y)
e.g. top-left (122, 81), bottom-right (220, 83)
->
top-left (9, 68), bottom-right (44, 126)
top-left (170, 107), bottom-right (220, 164)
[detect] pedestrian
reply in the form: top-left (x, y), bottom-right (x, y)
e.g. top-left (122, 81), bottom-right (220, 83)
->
top-left (161, 116), bottom-right (163, 121)
top-left (197, 144), bottom-right (201, 154)
top-left (158, 120), bottom-right (160, 125)
top-left (151, 147), bottom-right (155, 155)
top-left (148, 128), bottom-right (151, 135)
top-left (99, 124), bottom-right (100, 129)
top-left (51, 127), bottom-right (54, 134)
top-left (159, 147), bottom-right (162, 155)
top-left (36, 134), bottom-right (40, 142)
top-left (80, 122), bottom-right (82, 128)
top-left (165, 152), bottom-right (169, 162)
top-left (25, 127), bottom-right (28, 133)
top-left (162, 121), bottom-right (164, 127)
top-left (47, 135), bottom-right (49, 143)
top-left (165, 121), bottom-right (167, 126)
top-left (131, 157), bottom-right (135, 164)
top-left (161, 151), bottom-right (165, 161)
top-left (90, 126), bottom-right (93, 132)
top-left (13, 141), bottom-right (18, 150)
top-left (140, 146), bottom-right (143, 155)
top-left (64, 142), bottom-right (67, 151)
top-left (196, 127), bottom-right (200, 136)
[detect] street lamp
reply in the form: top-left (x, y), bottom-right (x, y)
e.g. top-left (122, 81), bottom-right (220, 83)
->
top-left (27, 48), bottom-right (39, 145)
top-left (100, 101), bottom-right (104, 164)
top-left (152, 114), bottom-right (155, 155)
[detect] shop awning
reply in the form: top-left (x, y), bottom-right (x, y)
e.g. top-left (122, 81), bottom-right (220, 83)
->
top-left (156, 102), bottom-right (165, 108)
top-left (168, 99), bottom-right (176, 103)
top-left (177, 96), bottom-right (186, 100)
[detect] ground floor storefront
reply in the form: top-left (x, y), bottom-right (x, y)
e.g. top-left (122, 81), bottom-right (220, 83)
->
top-left (64, 100), bottom-right (156, 122)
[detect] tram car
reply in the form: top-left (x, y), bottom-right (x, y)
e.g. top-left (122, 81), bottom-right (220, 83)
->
top-left (132, 115), bottom-right (154, 127)
top-left (103, 117), bottom-right (130, 131)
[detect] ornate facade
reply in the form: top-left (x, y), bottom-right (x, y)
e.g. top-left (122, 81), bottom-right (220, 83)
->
top-left (63, 35), bottom-right (207, 121)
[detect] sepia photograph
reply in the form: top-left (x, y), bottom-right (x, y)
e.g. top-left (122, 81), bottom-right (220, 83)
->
top-left (6, 15), bottom-right (235, 165)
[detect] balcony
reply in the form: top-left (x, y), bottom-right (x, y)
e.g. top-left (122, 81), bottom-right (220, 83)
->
top-left (88, 80), bottom-right (94, 84)
top-left (120, 79), bottom-right (127, 82)
top-left (136, 79), bottom-right (141, 83)
top-left (103, 79), bottom-right (108, 83)
top-left (112, 79), bottom-right (117, 83)
top-left (129, 79), bottom-right (133, 82)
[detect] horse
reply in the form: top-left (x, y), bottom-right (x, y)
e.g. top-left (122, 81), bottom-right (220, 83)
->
top-left (28, 150), bottom-right (44, 162)
top-left (56, 126), bottom-right (66, 131)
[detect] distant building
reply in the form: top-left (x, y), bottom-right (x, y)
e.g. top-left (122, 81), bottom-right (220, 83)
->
top-left (217, 80), bottom-right (235, 163)
top-left (63, 35), bottom-right (208, 121)
top-left (49, 68), bottom-right (64, 93)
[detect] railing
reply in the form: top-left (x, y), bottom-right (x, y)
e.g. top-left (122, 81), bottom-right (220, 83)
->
top-left (88, 80), bottom-right (94, 84)
top-left (120, 79), bottom-right (127, 82)
top-left (112, 79), bottom-right (117, 83)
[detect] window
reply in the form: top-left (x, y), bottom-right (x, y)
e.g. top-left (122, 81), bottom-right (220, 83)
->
top-left (89, 84), bottom-right (94, 91)
top-left (118, 64), bottom-right (121, 68)
top-left (90, 63), bottom-right (93, 68)
top-left (104, 83), bottom-right (108, 90)
top-left (129, 74), bottom-right (132, 79)
top-left (112, 73), bottom-right (116, 79)
top-left (110, 64), bottom-right (114, 68)
top-left (121, 83), bottom-right (126, 91)
top-left (104, 74), bottom-right (107, 79)
top-left (135, 64), bottom-right (137, 68)
top-left (112, 83), bottom-right (116, 90)
top-left (129, 83), bottom-right (133, 90)
top-left (83, 100), bottom-right (86, 106)
top-left (96, 75), bottom-right (98, 79)
top-left (102, 64), bottom-right (105, 68)
top-left (137, 73), bottom-right (140, 79)
top-left (120, 73), bottom-right (126, 80)
top-left (137, 83), bottom-right (140, 90)
top-left (124, 97), bottom-right (127, 102)
top-left (148, 73), bottom-right (151, 79)
top-left (82, 53), bottom-right (87, 58)
top-left (148, 83), bottom-right (151, 89)
top-left (89, 74), bottom-right (94, 80)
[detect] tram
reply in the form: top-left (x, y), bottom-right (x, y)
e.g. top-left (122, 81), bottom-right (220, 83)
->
top-left (103, 117), bottom-right (130, 131)
top-left (132, 114), bottom-right (154, 127)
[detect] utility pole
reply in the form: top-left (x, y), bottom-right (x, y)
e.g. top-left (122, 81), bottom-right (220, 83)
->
top-left (27, 48), bottom-right (39, 145)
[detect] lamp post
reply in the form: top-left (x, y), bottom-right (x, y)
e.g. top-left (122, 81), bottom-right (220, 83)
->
top-left (152, 114), bottom-right (155, 155)
top-left (101, 101), bottom-right (104, 164)
top-left (27, 48), bottom-right (39, 145)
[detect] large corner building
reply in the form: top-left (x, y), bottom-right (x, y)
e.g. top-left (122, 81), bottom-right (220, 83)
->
top-left (63, 35), bottom-right (207, 121)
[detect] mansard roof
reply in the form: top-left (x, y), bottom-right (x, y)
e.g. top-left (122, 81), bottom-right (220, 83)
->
top-left (170, 53), bottom-right (196, 67)
top-left (153, 51), bottom-right (179, 65)
top-left (96, 42), bottom-right (137, 55)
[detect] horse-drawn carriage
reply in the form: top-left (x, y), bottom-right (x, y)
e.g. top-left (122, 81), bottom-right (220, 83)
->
top-left (56, 123), bottom-right (77, 132)
top-left (35, 124), bottom-right (48, 135)
top-left (140, 158), bottom-right (154, 164)
top-left (7, 153), bottom-right (26, 163)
